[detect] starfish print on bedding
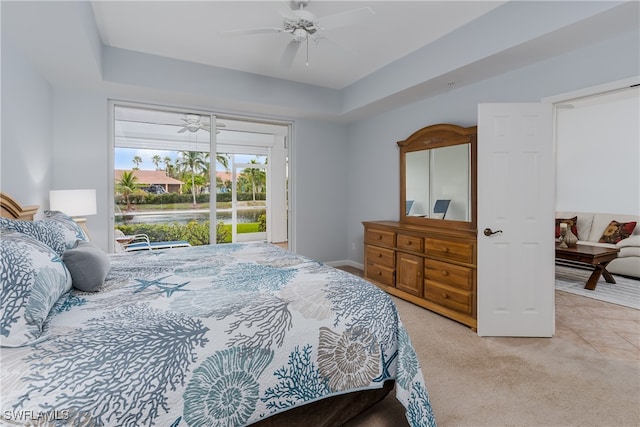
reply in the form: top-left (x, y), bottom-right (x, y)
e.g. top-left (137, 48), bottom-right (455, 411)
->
top-left (130, 275), bottom-right (173, 293)
top-left (129, 275), bottom-right (190, 297)
top-left (153, 281), bottom-right (190, 297)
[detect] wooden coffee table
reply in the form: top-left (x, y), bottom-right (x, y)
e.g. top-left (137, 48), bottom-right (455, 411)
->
top-left (555, 243), bottom-right (620, 290)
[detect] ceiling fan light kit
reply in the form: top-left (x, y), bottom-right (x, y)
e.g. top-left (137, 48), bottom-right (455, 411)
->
top-left (292, 28), bottom-right (308, 42)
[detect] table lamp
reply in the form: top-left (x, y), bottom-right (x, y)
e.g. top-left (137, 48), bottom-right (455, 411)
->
top-left (49, 189), bottom-right (97, 238)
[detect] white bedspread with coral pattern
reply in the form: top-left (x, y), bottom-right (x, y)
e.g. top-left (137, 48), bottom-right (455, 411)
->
top-left (1, 242), bottom-right (435, 426)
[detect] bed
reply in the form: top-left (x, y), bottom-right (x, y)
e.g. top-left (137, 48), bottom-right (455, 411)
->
top-left (0, 192), bottom-right (436, 427)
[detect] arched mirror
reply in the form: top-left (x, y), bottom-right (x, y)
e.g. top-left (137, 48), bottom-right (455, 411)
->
top-left (398, 124), bottom-right (477, 231)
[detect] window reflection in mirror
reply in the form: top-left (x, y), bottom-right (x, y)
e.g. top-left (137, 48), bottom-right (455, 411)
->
top-left (406, 150), bottom-right (430, 216)
top-left (405, 144), bottom-right (470, 221)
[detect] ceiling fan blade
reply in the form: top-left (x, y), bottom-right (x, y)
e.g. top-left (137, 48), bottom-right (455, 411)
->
top-left (280, 40), bottom-right (301, 68)
top-left (316, 7), bottom-right (375, 31)
top-left (220, 27), bottom-right (284, 36)
top-left (177, 127), bottom-right (188, 133)
top-left (276, 2), bottom-right (298, 21)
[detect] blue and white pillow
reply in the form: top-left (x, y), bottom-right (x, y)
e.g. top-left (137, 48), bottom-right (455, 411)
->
top-left (0, 211), bottom-right (87, 256)
top-left (0, 230), bottom-right (72, 347)
top-left (44, 209), bottom-right (88, 240)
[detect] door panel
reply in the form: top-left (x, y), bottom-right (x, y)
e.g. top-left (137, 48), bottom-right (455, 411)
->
top-left (477, 103), bottom-right (555, 337)
top-left (396, 252), bottom-right (423, 296)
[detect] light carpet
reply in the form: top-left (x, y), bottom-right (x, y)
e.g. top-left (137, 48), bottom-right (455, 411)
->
top-left (555, 264), bottom-right (640, 309)
top-left (346, 296), bottom-right (640, 427)
top-left (336, 266), bottom-right (639, 427)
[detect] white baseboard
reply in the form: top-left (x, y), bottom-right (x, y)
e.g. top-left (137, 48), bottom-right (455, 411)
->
top-left (326, 259), bottom-right (364, 270)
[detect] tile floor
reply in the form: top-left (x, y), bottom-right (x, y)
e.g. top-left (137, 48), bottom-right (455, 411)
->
top-left (337, 265), bottom-right (640, 363)
top-left (555, 289), bottom-right (639, 362)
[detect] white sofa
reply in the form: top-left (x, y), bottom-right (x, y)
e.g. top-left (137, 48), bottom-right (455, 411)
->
top-left (556, 211), bottom-right (640, 279)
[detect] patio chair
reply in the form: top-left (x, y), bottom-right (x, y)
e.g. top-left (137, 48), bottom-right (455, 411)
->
top-left (406, 200), bottom-right (414, 215)
top-left (115, 229), bottom-right (191, 252)
top-left (433, 199), bottom-right (451, 219)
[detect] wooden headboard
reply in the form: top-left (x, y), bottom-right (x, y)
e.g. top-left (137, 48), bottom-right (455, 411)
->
top-left (0, 192), bottom-right (39, 220)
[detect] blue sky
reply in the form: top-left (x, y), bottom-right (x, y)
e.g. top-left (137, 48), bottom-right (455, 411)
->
top-left (115, 148), bottom-right (262, 171)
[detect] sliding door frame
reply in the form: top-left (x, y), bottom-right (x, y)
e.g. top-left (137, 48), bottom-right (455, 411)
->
top-left (108, 100), bottom-right (293, 252)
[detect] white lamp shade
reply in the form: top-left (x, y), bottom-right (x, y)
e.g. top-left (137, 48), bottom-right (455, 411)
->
top-left (49, 189), bottom-right (97, 217)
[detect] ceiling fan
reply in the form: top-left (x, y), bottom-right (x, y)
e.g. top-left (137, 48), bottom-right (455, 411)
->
top-left (178, 114), bottom-right (210, 133)
top-left (176, 114), bottom-right (227, 134)
top-left (221, 0), bottom-right (374, 67)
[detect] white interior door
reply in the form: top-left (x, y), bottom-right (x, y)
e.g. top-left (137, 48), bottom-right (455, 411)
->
top-left (477, 103), bottom-right (555, 337)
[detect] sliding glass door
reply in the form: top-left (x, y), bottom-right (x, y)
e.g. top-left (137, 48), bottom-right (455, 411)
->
top-left (110, 102), bottom-right (289, 252)
top-left (112, 104), bottom-right (217, 249)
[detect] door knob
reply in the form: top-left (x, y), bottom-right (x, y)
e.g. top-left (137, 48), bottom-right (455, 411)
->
top-left (483, 228), bottom-right (503, 237)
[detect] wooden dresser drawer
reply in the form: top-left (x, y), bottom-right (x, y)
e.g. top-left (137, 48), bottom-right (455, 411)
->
top-left (365, 263), bottom-right (395, 287)
top-left (424, 281), bottom-right (472, 315)
top-left (426, 238), bottom-right (474, 264)
top-left (365, 228), bottom-right (396, 247)
top-left (365, 245), bottom-right (395, 268)
top-left (397, 233), bottom-right (424, 252)
top-left (425, 259), bottom-right (473, 291)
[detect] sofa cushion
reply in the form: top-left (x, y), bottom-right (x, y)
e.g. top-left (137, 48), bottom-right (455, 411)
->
top-left (577, 240), bottom-right (616, 249)
top-left (555, 216), bottom-right (579, 239)
top-left (599, 220), bottom-right (637, 244)
top-left (556, 212), bottom-right (593, 243)
top-left (617, 234), bottom-right (640, 248)
top-left (589, 213), bottom-right (639, 242)
top-left (619, 246), bottom-right (640, 258)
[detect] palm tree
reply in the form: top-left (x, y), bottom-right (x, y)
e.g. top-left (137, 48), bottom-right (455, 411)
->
top-left (163, 156), bottom-right (176, 178)
top-left (200, 156), bottom-right (211, 194)
top-left (116, 170), bottom-right (139, 211)
top-left (151, 154), bottom-right (162, 170)
top-left (244, 160), bottom-right (266, 201)
top-left (132, 155), bottom-right (142, 170)
top-left (216, 153), bottom-right (229, 170)
top-left (177, 151), bottom-right (207, 205)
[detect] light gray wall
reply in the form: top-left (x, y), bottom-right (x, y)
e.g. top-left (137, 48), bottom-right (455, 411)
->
top-left (556, 88), bottom-right (639, 214)
top-left (292, 120), bottom-right (348, 261)
top-left (1, 38), bottom-right (53, 214)
top-left (50, 88), bottom-right (110, 250)
top-left (42, 86), bottom-right (348, 261)
top-left (346, 29), bottom-right (640, 264)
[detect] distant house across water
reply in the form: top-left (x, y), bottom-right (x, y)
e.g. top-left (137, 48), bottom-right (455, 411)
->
top-left (115, 169), bottom-right (184, 193)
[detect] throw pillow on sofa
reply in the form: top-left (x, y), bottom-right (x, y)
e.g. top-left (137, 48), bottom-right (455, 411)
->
top-left (555, 216), bottom-right (579, 239)
top-left (599, 220), bottom-right (637, 244)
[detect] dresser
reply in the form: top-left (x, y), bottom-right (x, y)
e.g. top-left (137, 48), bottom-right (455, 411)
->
top-left (364, 123), bottom-right (478, 329)
top-left (364, 221), bottom-right (477, 329)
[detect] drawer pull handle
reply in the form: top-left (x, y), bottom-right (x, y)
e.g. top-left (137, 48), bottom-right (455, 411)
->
top-left (441, 293), bottom-right (449, 299)
top-left (441, 270), bottom-right (448, 276)
top-left (377, 235), bottom-right (382, 240)
top-left (442, 247), bottom-right (449, 253)
top-left (377, 253), bottom-right (382, 257)
top-left (406, 240), bottom-right (412, 245)
top-left (377, 271), bottom-right (382, 276)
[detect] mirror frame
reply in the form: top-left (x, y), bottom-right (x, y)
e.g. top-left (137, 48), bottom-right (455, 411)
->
top-left (398, 123), bottom-right (477, 231)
